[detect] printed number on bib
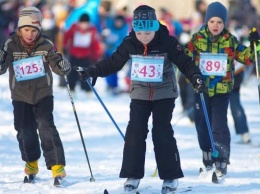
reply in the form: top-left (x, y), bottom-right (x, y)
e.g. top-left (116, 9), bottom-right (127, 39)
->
top-left (131, 55), bottom-right (164, 82)
top-left (199, 53), bottom-right (228, 76)
top-left (13, 56), bottom-right (45, 81)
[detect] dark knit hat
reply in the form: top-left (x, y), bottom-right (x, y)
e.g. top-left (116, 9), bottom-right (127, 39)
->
top-left (205, 2), bottom-right (227, 24)
top-left (79, 13), bottom-right (90, 22)
top-left (132, 5), bottom-right (159, 31)
top-left (18, 6), bottom-right (42, 31)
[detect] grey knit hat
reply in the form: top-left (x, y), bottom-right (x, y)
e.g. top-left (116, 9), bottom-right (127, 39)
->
top-left (205, 2), bottom-right (227, 24)
top-left (18, 7), bottom-right (42, 31)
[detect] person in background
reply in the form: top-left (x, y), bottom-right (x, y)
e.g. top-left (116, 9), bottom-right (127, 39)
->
top-left (78, 5), bottom-right (206, 193)
top-left (184, 1), bottom-right (259, 179)
top-left (63, 13), bottom-right (103, 94)
top-left (41, 5), bottom-right (59, 44)
top-left (0, 7), bottom-right (70, 183)
top-left (101, 14), bottom-right (129, 95)
top-left (230, 61), bottom-right (251, 144)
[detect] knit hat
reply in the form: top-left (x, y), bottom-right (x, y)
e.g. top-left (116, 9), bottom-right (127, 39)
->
top-left (79, 13), bottom-right (90, 22)
top-left (132, 5), bottom-right (159, 32)
top-left (18, 7), bottom-right (42, 31)
top-left (205, 2), bottom-right (227, 24)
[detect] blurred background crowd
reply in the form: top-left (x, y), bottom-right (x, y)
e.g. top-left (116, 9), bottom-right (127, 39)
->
top-left (0, 0), bottom-right (259, 99)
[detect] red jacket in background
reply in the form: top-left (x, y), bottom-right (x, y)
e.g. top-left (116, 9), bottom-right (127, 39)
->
top-left (63, 23), bottom-right (103, 61)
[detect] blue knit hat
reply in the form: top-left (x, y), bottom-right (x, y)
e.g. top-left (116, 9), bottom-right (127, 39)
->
top-left (205, 2), bottom-right (227, 24)
top-left (132, 5), bottom-right (159, 32)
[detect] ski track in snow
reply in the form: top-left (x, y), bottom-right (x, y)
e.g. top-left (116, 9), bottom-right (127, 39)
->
top-left (0, 73), bottom-right (260, 194)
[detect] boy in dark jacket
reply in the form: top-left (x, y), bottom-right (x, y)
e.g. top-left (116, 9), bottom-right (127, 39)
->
top-left (79, 5), bottom-right (206, 193)
top-left (0, 7), bottom-right (71, 184)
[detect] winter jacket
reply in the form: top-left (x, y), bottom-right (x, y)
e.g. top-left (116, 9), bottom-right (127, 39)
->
top-left (185, 25), bottom-right (254, 97)
top-left (63, 23), bottom-right (103, 61)
top-left (0, 32), bottom-right (65, 104)
top-left (89, 23), bottom-right (202, 101)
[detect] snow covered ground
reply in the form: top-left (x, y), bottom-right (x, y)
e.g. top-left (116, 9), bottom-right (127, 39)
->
top-left (0, 71), bottom-right (260, 194)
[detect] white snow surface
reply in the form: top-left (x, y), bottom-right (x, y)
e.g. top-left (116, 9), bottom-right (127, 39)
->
top-left (0, 72), bottom-right (260, 194)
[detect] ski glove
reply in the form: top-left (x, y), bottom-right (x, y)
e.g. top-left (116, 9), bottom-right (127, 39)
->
top-left (77, 66), bottom-right (97, 86)
top-left (0, 49), bottom-right (7, 64)
top-left (190, 74), bottom-right (207, 93)
top-left (57, 58), bottom-right (71, 75)
top-left (249, 28), bottom-right (260, 50)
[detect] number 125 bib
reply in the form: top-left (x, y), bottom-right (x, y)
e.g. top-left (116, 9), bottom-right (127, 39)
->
top-left (13, 56), bottom-right (45, 82)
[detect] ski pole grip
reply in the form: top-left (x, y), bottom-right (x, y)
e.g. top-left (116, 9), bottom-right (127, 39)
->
top-left (76, 67), bottom-right (87, 71)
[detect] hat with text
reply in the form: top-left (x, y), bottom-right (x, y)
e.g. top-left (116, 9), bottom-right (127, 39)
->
top-left (132, 5), bottom-right (159, 32)
top-left (205, 2), bottom-right (227, 24)
top-left (18, 6), bottom-right (42, 31)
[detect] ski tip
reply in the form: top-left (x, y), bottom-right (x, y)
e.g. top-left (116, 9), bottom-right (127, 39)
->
top-left (104, 189), bottom-right (109, 194)
top-left (23, 176), bottom-right (29, 183)
top-left (212, 172), bottom-right (219, 184)
top-left (54, 176), bottom-right (63, 187)
top-left (23, 174), bottom-right (36, 183)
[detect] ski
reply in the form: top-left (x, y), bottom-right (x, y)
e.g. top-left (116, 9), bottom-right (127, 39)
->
top-left (23, 174), bottom-right (36, 183)
top-left (199, 167), bottom-right (213, 177)
top-left (53, 176), bottom-right (63, 187)
top-left (104, 186), bottom-right (192, 194)
top-left (212, 171), bottom-right (225, 184)
top-left (162, 186), bottom-right (192, 194)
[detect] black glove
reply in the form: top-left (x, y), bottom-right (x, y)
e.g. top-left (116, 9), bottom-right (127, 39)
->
top-left (57, 58), bottom-right (71, 75)
top-left (249, 28), bottom-right (260, 50)
top-left (190, 74), bottom-right (207, 93)
top-left (77, 66), bottom-right (97, 86)
top-left (0, 48), bottom-right (7, 64)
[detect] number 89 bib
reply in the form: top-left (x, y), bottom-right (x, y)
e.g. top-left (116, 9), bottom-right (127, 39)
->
top-left (199, 53), bottom-right (228, 76)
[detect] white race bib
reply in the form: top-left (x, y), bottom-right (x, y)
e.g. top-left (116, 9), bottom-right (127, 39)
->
top-left (199, 53), bottom-right (228, 76)
top-left (73, 32), bottom-right (91, 48)
top-left (13, 56), bottom-right (45, 82)
top-left (131, 55), bottom-right (164, 82)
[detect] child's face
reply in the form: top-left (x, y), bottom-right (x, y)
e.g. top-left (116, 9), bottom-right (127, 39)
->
top-left (207, 17), bottom-right (224, 36)
top-left (20, 27), bottom-right (39, 44)
top-left (135, 31), bottom-right (155, 45)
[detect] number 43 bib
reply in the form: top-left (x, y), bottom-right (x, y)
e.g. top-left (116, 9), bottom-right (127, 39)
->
top-left (131, 55), bottom-right (164, 82)
top-left (199, 53), bottom-right (228, 76)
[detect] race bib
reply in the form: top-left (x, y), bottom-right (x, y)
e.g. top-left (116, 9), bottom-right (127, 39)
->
top-left (199, 53), bottom-right (228, 76)
top-left (131, 55), bottom-right (164, 82)
top-left (13, 56), bottom-right (45, 82)
top-left (73, 32), bottom-right (91, 47)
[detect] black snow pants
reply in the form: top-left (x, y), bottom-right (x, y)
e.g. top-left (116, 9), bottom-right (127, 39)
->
top-left (120, 98), bottom-right (184, 180)
top-left (12, 95), bottom-right (66, 169)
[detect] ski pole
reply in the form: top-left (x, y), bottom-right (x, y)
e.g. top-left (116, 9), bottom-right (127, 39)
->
top-left (252, 27), bottom-right (260, 104)
top-left (63, 75), bottom-right (95, 182)
top-left (85, 78), bottom-right (125, 140)
top-left (200, 93), bottom-right (219, 158)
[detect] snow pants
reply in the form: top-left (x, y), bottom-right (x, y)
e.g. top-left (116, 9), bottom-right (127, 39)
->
top-left (12, 96), bottom-right (66, 169)
top-left (194, 93), bottom-right (230, 163)
top-left (119, 98), bottom-right (184, 180)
